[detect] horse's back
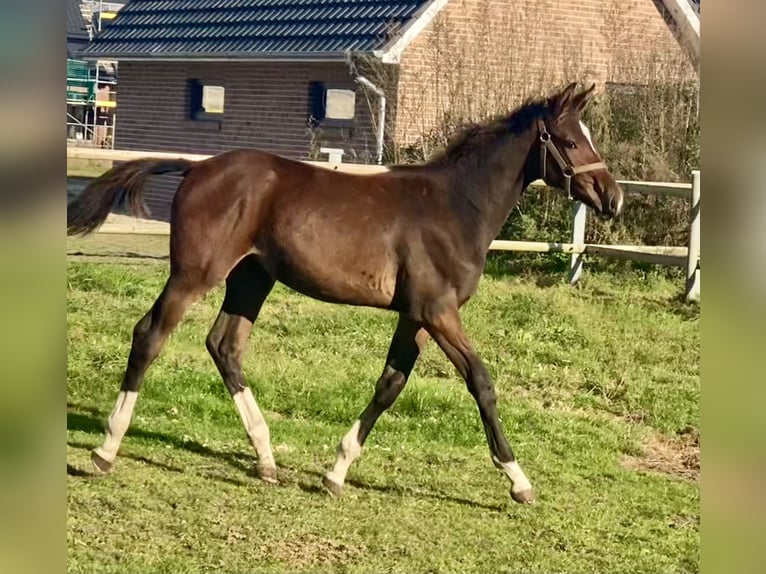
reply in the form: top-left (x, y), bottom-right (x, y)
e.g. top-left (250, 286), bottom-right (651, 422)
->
top-left (167, 147), bottom-right (467, 309)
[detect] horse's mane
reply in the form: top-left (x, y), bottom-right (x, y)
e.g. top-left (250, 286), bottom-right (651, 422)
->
top-left (427, 96), bottom-right (549, 166)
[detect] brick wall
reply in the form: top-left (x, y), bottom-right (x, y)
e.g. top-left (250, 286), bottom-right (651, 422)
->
top-left (111, 2), bottom-right (695, 219)
top-left (395, 0), bottom-right (694, 146)
top-left (114, 61), bottom-right (378, 220)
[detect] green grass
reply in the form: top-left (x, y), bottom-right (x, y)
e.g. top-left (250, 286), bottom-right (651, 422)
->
top-left (67, 158), bottom-right (112, 178)
top-left (67, 238), bottom-right (699, 573)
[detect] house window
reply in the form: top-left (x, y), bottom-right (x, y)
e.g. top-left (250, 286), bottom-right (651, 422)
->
top-left (190, 80), bottom-right (225, 120)
top-left (309, 82), bottom-right (356, 127)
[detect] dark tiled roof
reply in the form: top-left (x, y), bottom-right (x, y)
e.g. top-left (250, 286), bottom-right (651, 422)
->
top-left (81, 0), bottom-right (430, 59)
top-left (67, 0), bottom-right (89, 41)
top-left (68, 0), bottom-right (91, 58)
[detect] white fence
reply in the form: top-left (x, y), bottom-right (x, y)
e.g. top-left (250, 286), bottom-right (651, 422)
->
top-left (67, 148), bottom-right (700, 302)
top-left (493, 172), bottom-right (700, 302)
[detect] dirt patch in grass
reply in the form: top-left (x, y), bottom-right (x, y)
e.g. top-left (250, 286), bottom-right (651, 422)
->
top-left (622, 428), bottom-right (699, 481)
top-left (261, 534), bottom-right (365, 569)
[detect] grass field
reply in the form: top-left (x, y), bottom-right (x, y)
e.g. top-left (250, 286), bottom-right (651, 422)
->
top-left (67, 158), bottom-right (112, 178)
top-left (67, 234), bottom-right (699, 573)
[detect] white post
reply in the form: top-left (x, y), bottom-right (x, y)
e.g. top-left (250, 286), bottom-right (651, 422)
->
top-left (569, 201), bottom-right (587, 284)
top-left (91, 61), bottom-right (100, 144)
top-left (355, 76), bottom-right (386, 165)
top-left (320, 147), bottom-right (345, 167)
top-left (111, 113), bottom-right (116, 149)
top-left (685, 170), bottom-right (700, 301)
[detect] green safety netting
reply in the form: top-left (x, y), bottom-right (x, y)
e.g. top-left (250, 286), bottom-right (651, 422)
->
top-left (67, 59), bottom-right (96, 103)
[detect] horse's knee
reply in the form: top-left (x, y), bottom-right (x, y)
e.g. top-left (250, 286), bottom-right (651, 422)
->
top-left (207, 329), bottom-right (247, 395)
top-left (206, 322), bottom-right (239, 364)
top-left (468, 368), bottom-right (497, 405)
top-left (205, 329), bottom-right (222, 363)
top-left (373, 367), bottom-right (406, 408)
top-left (128, 315), bottom-right (155, 363)
top-left (207, 335), bottom-right (238, 368)
top-left (131, 314), bottom-right (151, 343)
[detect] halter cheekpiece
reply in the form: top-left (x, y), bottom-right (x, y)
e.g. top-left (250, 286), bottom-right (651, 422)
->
top-left (536, 118), bottom-right (607, 200)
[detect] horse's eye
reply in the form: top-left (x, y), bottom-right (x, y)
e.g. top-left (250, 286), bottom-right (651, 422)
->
top-left (566, 140), bottom-right (577, 149)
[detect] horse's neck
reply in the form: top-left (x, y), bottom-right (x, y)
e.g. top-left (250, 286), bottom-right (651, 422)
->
top-left (447, 127), bottom-right (538, 250)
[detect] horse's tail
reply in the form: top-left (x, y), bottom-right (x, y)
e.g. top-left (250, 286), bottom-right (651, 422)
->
top-left (67, 158), bottom-right (195, 236)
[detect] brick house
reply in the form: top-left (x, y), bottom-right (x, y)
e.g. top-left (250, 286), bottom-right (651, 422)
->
top-left (80, 0), bottom-right (697, 219)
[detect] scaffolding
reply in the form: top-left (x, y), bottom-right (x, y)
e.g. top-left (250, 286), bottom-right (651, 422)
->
top-left (66, 1), bottom-right (122, 148)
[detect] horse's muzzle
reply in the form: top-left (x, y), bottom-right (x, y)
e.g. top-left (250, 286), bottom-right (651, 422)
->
top-left (606, 190), bottom-right (624, 218)
top-left (597, 181), bottom-right (624, 219)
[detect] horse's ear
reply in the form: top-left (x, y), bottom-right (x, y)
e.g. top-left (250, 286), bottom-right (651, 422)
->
top-left (573, 83), bottom-right (597, 112)
top-left (549, 82), bottom-right (578, 117)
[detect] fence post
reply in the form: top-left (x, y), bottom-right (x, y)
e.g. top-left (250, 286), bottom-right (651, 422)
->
top-left (685, 170), bottom-right (701, 301)
top-left (569, 201), bottom-right (586, 284)
top-left (320, 147), bottom-right (345, 168)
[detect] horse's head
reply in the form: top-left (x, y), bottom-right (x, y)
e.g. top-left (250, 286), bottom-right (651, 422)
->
top-left (538, 82), bottom-right (624, 218)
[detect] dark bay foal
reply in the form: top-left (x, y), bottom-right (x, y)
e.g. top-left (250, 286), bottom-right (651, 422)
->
top-left (68, 82), bottom-right (623, 504)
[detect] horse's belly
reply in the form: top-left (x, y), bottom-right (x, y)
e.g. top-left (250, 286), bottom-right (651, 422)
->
top-left (273, 246), bottom-right (397, 308)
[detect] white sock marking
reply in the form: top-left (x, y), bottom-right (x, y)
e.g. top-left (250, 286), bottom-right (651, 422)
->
top-left (494, 457), bottom-right (533, 493)
top-left (94, 390), bottom-right (138, 463)
top-left (326, 420), bottom-right (362, 486)
top-left (232, 388), bottom-right (275, 469)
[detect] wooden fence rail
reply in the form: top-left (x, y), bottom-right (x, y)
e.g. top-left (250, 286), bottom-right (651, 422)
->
top-left (67, 148), bottom-right (700, 301)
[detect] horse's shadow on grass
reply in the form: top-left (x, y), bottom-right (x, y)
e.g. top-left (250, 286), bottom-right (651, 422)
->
top-left (66, 463), bottom-right (89, 477)
top-left (67, 404), bottom-right (505, 512)
top-left (66, 405), bottom-right (251, 476)
top-left (284, 467), bottom-right (505, 512)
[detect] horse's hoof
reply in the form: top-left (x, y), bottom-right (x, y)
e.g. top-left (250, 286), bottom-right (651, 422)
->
top-left (257, 464), bottom-right (279, 484)
top-left (91, 450), bottom-right (113, 474)
top-left (511, 488), bottom-right (535, 504)
top-left (322, 475), bottom-right (344, 497)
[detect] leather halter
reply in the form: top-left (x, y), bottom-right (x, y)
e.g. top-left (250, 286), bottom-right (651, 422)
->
top-left (537, 118), bottom-right (607, 200)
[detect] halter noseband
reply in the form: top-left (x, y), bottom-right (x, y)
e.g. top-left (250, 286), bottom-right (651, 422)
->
top-left (536, 118), bottom-right (607, 200)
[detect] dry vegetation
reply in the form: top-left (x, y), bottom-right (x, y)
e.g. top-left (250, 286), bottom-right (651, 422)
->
top-left (622, 428), bottom-right (700, 481)
top-left (348, 1), bottom-right (699, 250)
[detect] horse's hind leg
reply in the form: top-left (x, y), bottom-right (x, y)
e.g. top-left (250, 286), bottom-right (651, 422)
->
top-left (205, 256), bottom-right (278, 482)
top-left (323, 315), bottom-right (427, 496)
top-left (424, 303), bottom-right (534, 504)
top-left (92, 276), bottom-right (204, 472)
